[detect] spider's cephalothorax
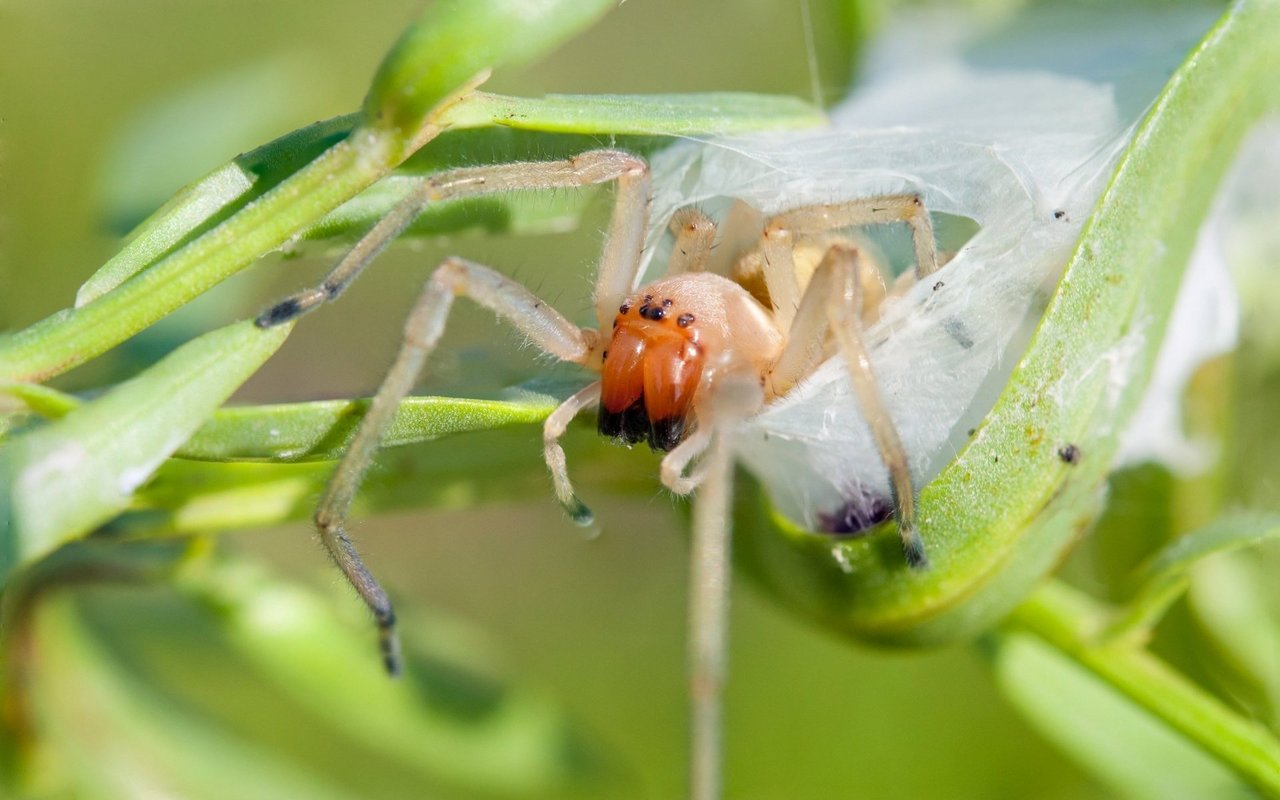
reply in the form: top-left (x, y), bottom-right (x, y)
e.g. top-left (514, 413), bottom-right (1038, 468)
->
top-left (598, 273), bottom-right (783, 451)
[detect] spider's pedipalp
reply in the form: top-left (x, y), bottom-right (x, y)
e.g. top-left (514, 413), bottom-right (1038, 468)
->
top-left (659, 426), bottom-right (713, 495)
top-left (544, 382), bottom-right (602, 525)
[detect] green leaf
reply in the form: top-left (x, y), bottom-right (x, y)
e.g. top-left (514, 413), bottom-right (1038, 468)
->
top-left (178, 390), bottom-right (563, 462)
top-left (440, 91), bottom-right (825, 134)
top-left (363, 0), bottom-right (615, 134)
top-left (76, 114), bottom-right (359, 307)
top-left (990, 631), bottom-right (1254, 800)
top-left (0, 379), bottom-right (565, 462)
top-left (0, 320), bottom-right (290, 583)
top-left (0, 121), bottom-right (396, 383)
top-left (129, 424), bottom-right (633, 537)
top-left (0, 382), bottom-right (80, 433)
top-left (733, 0), bottom-right (1280, 646)
top-left (1109, 511), bottom-right (1280, 641)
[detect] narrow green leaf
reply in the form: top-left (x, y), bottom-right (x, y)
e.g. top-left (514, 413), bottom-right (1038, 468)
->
top-left (0, 382), bottom-right (78, 421)
top-left (990, 631), bottom-right (1254, 800)
top-left (0, 381), bottom-right (564, 463)
top-left (76, 114), bottom-right (358, 306)
top-left (178, 391), bottom-right (561, 462)
top-left (0, 320), bottom-right (291, 582)
top-left (1109, 511), bottom-right (1280, 641)
top-left (141, 430), bottom-right (603, 535)
top-left (0, 123), bottom-right (391, 383)
top-left (1137, 511), bottom-right (1280, 588)
top-left (363, 0), bottom-right (615, 134)
top-left (441, 91), bottom-right (825, 134)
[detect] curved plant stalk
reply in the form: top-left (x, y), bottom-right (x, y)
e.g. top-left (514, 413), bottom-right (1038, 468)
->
top-left (733, 0), bottom-right (1280, 644)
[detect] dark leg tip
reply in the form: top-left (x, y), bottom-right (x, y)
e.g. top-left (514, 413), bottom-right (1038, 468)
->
top-left (256, 297), bottom-right (303, 328)
top-left (901, 527), bottom-right (929, 570)
top-left (564, 495), bottom-right (595, 527)
top-left (380, 627), bottom-right (404, 678)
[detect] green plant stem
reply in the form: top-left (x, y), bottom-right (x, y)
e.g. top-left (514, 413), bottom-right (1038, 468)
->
top-left (1009, 580), bottom-right (1280, 797)
top-left (0, 127), bottom-right (397, 384)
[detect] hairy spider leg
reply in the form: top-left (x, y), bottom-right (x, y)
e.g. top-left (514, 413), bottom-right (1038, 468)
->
top-left (822, 244), bottom-right (927, 567)
top-left (256, 150), bottom-right (650, 330)
top-left (675, 199), bottom-right (938, 797)
top-left (314, 258), bottom-right (594, 675)
top-left (257, 151), bottom-right (651, 675)
top-left (682, 372), bottom-right (764, 800)
top-left (659, 424), bottom-right (713, 495)
top-left (754, 197), bottom-right (936, 567)
top-left (666, 207), bottom-right (717, 275)
top-left (757, 193), bottom-right (938, 331)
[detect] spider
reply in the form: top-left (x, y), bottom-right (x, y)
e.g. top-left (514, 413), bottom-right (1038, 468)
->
top-left (255, 147), bottom-right (940, 799)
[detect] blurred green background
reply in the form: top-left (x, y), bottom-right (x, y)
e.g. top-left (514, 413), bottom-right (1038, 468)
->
top-left (2, 1), bottom-right (1276, 798)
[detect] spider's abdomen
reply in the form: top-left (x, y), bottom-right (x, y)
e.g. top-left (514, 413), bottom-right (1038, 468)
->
top-left (599, 295), bottom-right (705, 451)
top-left (598, 273), bottom-right (783, 451)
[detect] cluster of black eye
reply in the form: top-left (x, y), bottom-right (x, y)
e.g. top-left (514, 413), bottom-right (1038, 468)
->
top-left (618, 295), bottom-right (697, 328)
top-left (638, 296), bottom-right (672, 321)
